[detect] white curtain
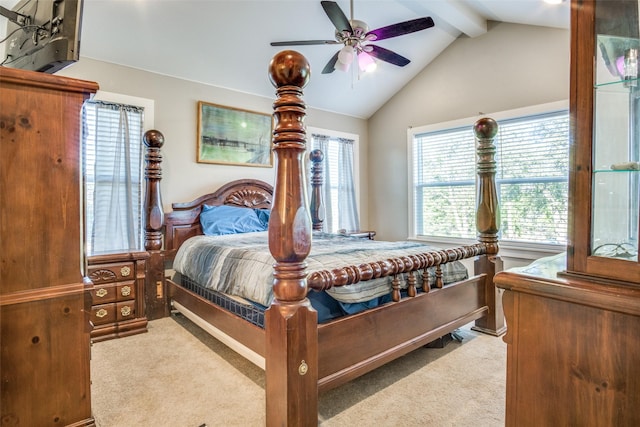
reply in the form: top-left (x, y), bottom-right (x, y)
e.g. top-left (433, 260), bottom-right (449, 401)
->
top-left (310, 134), bottom-right (360, 233)
top-left (83, 101), bottom-right (144, 254)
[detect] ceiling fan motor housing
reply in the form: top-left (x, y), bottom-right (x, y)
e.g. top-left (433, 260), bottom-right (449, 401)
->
top-left (336, 20), bottom-right (375, 52)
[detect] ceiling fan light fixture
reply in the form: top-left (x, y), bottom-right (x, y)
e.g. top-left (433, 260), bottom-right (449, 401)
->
top-left (336, 45), bottom-right (355, 71)
top-left (358, 51), bottom-right (377, 72)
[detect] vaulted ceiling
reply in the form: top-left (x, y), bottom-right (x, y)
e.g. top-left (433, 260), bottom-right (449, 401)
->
top-left (1, 0), bottom-right (570, 118)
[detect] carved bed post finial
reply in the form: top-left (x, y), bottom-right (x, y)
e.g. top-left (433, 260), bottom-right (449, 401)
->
top-left (143, 129), bottom-right (169, 320)
top-left (472, 117), bottom-right (506, 337)
top-left (266, 50), bottom-right (318, 427)
top-left (309, 149), bottom-right (325, 231)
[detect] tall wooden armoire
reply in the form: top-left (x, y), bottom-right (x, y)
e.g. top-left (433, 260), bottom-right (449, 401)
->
top-left (0, 67), bottom-right (98, 426)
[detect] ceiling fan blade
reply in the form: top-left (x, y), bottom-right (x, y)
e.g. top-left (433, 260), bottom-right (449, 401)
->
top-left (366, 17), bottom-right (434, 41)
top-left (270, 40), bottom-right (340, 46)
top-left (321, 1), bottom-right (353, 33)
top-left (321, 51), bottom-right (340, 74)
top-left (368, 45), bottom-right (410, 67)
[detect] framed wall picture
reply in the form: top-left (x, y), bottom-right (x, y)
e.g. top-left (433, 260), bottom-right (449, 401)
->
top-left (197, 101), bottom-right (273, 167)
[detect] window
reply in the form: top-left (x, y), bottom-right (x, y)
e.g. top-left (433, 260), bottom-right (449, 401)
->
top-left (409, 102), bottom-right (569, 251)
top-left (83, 95), bottom-right (150, 255)
top-left (308, 127), bottom-right (360, 233)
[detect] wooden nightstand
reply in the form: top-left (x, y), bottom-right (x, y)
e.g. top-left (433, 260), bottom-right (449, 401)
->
top-left (87, 251), bottom-right (149, 342)
top-left (340, 230), bottom-right (376, 240)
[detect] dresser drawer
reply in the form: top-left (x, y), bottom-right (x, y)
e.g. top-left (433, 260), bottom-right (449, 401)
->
top-left (87, 262), bottom-right (135, 284)
top-left (116, 300), bottom-right (136, 321)
top-left (91, 303), bottom-right (117, 326)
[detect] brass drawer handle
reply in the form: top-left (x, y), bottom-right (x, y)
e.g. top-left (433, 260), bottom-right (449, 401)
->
top-left (95, 288), bottom-right (108, 298)
top-left (120, 266), bottom-right (131, 277)
top-left (120, 306), bottom-right (132, 317)
top-left (120, 286), bottom-right (131, 297)
top-left (96, 308), bottom-right (108, 318)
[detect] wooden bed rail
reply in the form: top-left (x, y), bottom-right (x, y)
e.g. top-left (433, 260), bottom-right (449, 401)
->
top-left (308, 243), bottom-right (487, 300)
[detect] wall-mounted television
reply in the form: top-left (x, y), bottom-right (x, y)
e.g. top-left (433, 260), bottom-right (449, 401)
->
top-left (0, 0), bottom-right (83, 73)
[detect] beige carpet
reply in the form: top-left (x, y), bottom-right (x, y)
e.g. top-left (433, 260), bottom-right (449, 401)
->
top-left (91, 315), bottom-right (506, 427)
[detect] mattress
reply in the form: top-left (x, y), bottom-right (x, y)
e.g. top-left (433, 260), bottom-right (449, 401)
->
top-left (172, 231), bottom-right (469, 323)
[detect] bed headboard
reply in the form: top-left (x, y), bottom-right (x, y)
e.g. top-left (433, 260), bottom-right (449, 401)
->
top-left (159, 149), bottom-right (325, 257)
top-left (163, 179), bottom-right (273, 254)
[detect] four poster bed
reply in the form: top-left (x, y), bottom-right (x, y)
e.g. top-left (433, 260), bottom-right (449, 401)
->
top-left (142, 51), bottom-right (505, 426)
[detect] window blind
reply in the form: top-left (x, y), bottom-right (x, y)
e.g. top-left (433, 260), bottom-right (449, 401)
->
top-left (411, 110), bottom-right (569, 244)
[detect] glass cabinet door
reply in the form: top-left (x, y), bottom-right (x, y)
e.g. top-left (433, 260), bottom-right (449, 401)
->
top-left (592, 3), bottom-right (640, 265)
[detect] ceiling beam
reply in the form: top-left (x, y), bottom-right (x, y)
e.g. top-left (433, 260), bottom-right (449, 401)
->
top-left (398, 0), bottom-right (487, 38)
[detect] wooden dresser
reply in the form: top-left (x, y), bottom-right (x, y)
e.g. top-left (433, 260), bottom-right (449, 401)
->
top-left (495, 1), bottom-right (640, 425)
top-left (0, 68), bottom-right (98, 425)
top-left (496, 257), bottom-right (640, 426)
top-left (88, 252), bottom-right (149, 342)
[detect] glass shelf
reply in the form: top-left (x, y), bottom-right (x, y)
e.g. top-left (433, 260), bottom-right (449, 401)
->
top-left (596, 78), bottom-right (640, 89)
top-left (593, 168), bottom-right (640, 173)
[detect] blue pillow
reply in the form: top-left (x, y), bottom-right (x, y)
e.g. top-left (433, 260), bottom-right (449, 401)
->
top-left (253, 208), bottom-right (271, 228)
top-left (200, 205), bottom-right (266, 236)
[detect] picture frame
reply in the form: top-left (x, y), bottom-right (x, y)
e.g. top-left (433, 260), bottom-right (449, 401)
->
top-left (197, 101), bottom-right (273, 167)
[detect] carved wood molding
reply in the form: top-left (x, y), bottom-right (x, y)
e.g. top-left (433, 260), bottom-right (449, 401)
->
top-left (225, 189), bottom-right (272, 208)
top-left (89, 269), bottom-right (117, 283)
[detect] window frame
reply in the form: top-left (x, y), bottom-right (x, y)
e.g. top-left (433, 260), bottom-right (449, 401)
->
top-left (407, 100), bottom-right (569, 261)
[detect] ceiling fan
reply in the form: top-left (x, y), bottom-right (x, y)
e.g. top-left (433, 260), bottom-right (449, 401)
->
top-left (270, 0), bottom-right (435, 74)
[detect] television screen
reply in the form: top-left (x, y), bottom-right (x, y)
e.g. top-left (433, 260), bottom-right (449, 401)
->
top-left (1, 0), bottom-right (83, 73)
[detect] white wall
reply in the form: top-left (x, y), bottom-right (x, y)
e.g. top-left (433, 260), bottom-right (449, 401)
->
top-left (367, 22), bottom-right (570, 246)
top-left (58, 58), bottom-right (369, 226)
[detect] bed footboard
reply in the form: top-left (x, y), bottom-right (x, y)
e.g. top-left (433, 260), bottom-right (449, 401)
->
top-left (317, 275), bottom-right (488, 391)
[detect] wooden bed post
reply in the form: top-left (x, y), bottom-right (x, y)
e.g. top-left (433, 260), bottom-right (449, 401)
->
top-left (266, 51), bottom-right (318, 426)
top-left (472, 118), bottom-right (506, 336)
top-left (143, 129), bottom-right (169, 320)
top-left (309, 149), bottom-right (325, 232)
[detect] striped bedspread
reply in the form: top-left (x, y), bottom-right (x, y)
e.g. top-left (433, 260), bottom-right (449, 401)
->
top-left (173, 231), bottom-right (468, 307)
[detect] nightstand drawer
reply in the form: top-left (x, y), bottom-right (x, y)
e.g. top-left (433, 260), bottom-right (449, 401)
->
top-left (116, 301), bottom-right (136, 321)
top-left (91, 303), bottom-right (117, 325)
top-left (90, 280), bottom-right (135, 304)
top-left (90, 284), bottom-right (117, 305)
top-left (87, 262), bottom-right (135, 284)
top-left (116, 282), bottom-right (135, 301)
